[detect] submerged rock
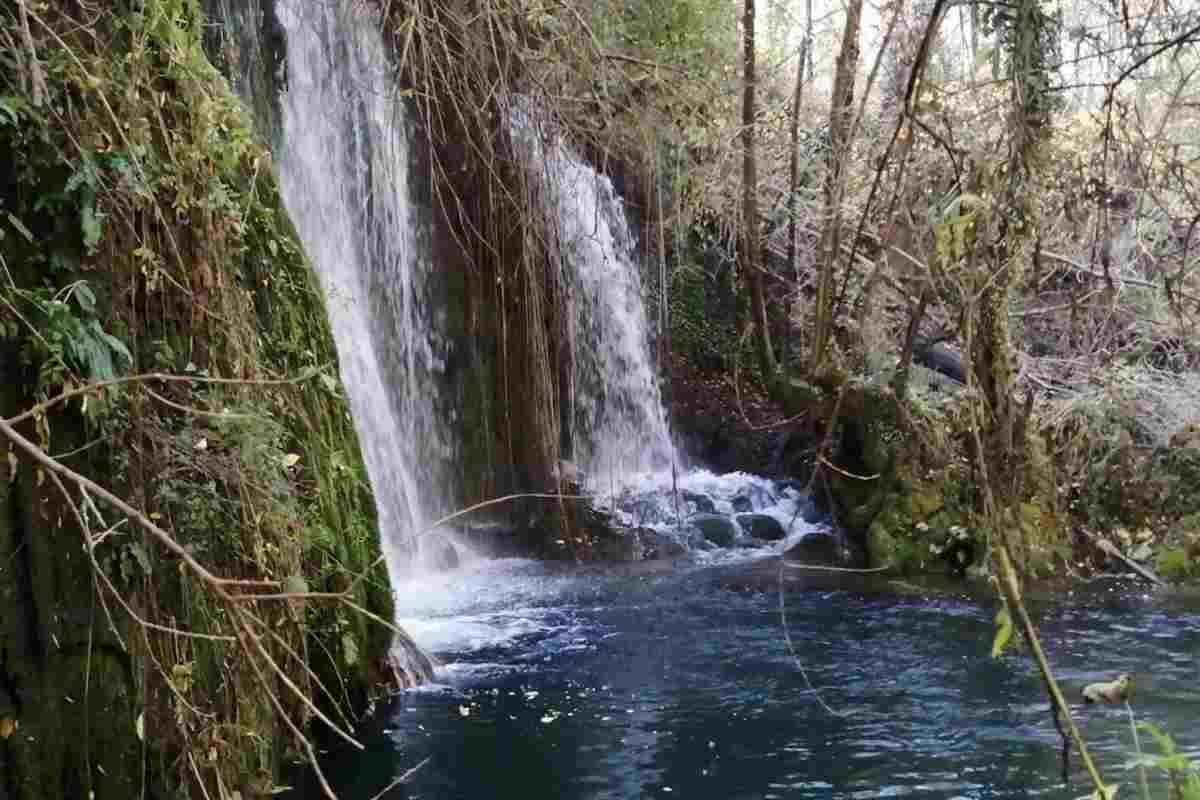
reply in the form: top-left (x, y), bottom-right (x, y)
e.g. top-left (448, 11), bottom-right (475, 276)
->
top-left (731, 493), bottom-right (754, 513)
top-left (736, 513), bottom-right (787, 541)
top-left (688, 513), bottom-right (738, 547)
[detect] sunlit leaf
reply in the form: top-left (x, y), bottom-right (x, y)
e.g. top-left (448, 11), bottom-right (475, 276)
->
top-left (991, 607), bottom-right (1013, 658)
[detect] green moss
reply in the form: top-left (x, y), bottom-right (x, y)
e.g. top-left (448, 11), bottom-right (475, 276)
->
top-left (867, 519), bottom-right (901, 573)
top-left (907, 488), bottom-right (945, 519)
top-left (0, 1), bottom-right (400, 796)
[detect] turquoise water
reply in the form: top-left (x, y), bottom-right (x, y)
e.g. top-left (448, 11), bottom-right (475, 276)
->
top-left (289, 559), bottom-right (1200, 799)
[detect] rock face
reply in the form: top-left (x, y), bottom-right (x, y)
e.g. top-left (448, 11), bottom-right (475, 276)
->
top-left (736, 513), bottom-right (787, 541)
top-left (688, 514), bottom-right (738, 547)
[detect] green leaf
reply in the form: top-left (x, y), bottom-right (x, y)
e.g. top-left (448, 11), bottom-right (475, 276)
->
top-left (80, 201), bottom-right (103, 253)
top-left (991, 607), bottom-right (1013, 658)
top-left (5, 212), bottom-right (34, 243)
top-left (97, 329), bottom-right (132, 368)
top-left (1138, 722), bottom-right (1181, 757)
top-left (73, 282), bottom-right (97, 314)
top-left (0, 96), bottom-right (23, 126)
top-left (128, 542), bottom-right (151, 576)
top-left (341, 631), bottom-right (359, 667)
top-left (283, 574), bottom-right (309, 596)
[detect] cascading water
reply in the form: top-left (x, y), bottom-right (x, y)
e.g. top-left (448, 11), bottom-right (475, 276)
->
top-left (508, 105), bottom-right (678, 485)
top-left (275, 0), bottom-right (450, 585)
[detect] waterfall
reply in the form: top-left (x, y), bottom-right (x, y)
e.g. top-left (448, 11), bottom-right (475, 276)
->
top-left (275, 0), bottom-right (450, 582)
top-left (509, 105), bottom-right (678, 487)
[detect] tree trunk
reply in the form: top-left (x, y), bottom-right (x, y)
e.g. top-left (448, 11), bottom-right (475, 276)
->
top-left (809, 0), bottom-right (864, 374)
top-left (743, 0), bottom-right (776, 378)
top-left (785, 0), bottom-right (813, 370)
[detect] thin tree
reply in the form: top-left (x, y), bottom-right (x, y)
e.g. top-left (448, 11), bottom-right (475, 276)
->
top-left (810, 0), bottom-right (865, 374)
top-left (785, 0), bottom-right (814, 369)
top-left (743, 0), bottom-right (776, 377)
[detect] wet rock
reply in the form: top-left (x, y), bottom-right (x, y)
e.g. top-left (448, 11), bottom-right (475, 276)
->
top-left (688, 513), bottom-right (738, 548)
top-left (592, 530), bottom-right (643, 562)
top-left (683, 490), bottom-right (717, 514)
top-left (783, 531), bottom-right (843, 566)
top-left (458, 521), bottom-right (526, 559)
top-left (915, 341), bottom-right (966, 383)
top-left (736, 513), bottom-right (786, 541)
top-left (637, 528), bottom-right (688, 560)
top-left (732, 484), bottom-right (776, 513)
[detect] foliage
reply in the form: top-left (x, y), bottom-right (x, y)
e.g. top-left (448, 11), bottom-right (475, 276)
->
top-left (1, 0), bottom-right (401, 795)
top-left (1127, 723), bottom-right (1200, 799)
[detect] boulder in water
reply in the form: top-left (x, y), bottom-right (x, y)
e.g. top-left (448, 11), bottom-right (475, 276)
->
top-left (689, 513), bottom-right (738, 547)
top-left (592, 530), bottom-right (644, 562)
top-left (736, 513), bottom-right (786, 541)
top-left (731, 492), bottom-right (754, 513)
top-left (637, 527), bottom-right (688, 560)
top-left (783, 531), bottom-right (844, 566)
top-left (683, 490), bottom-right (717, 514)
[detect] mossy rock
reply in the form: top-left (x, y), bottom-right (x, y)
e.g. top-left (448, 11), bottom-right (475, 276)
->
top-left (906, 487), bottom-right (944, 519)
top-left (1156, 546), bottom-right (1197, 582)
top-left (867, 519), bottom-right (900, 573)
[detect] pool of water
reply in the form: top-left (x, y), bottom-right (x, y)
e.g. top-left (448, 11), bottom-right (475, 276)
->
top-left (288, 557), bottom-right (1200, 799)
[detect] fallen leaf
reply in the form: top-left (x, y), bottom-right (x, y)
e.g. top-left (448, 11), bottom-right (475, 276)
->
top-left (281, 453), bottom-right (301, 468)
top-left (0, 718), bottom-right (17, 739)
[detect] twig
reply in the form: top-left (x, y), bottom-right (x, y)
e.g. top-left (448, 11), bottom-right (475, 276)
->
top-left (1079, 530), bottom-right (1166, 587)
top-left (367, 757), bottom-right (432, 800)
top-left (777, 559), bottom-right (851, 716)
top-left (3, 368), bottom-right (327, 427)
top-left (817, 455), bottom-right (878, 481)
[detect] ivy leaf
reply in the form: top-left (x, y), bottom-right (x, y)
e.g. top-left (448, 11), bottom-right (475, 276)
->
top-left (991, 607), bottom-right (1013, 658)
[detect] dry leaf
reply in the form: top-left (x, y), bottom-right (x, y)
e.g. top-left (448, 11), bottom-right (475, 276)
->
top-left (0, 718), bottom-right (17, 739)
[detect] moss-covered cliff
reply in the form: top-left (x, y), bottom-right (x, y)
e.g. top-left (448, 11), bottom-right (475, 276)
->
top-left (0, 1), bottom-right (420, 797)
